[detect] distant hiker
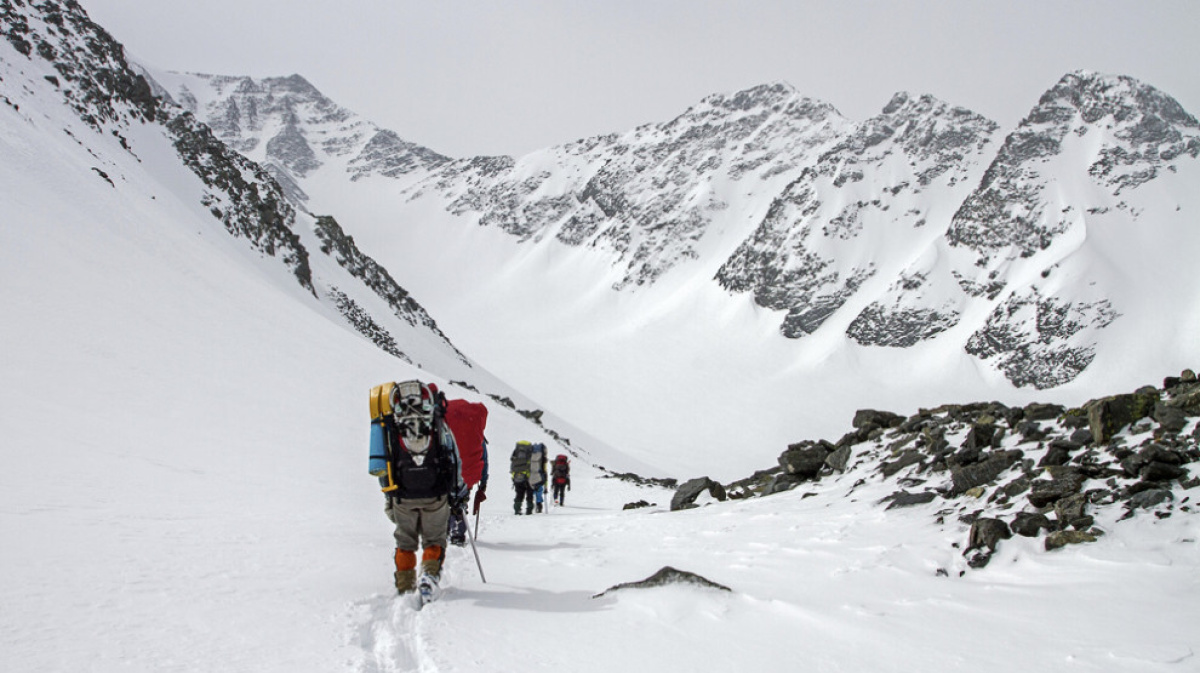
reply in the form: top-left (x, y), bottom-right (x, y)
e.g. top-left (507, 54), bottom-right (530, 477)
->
top-left (551, 454), bottom-right (571, 506)
top-left (368, 380), bottom-right (467, 596)
top-left (530, 443), bottom-right (548, 513)
top-left (511, 441), bottom-right (535, 515)
top-left (444, 400), bottom-right (490, 546)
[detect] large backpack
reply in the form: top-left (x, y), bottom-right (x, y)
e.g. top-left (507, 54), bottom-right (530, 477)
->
top-left (510, 441), bottom-right (533, 484)
top-left (529, 443), bottom-right (547, 487)
top-left (552, 454), bottom-right (570, 485)
top-left (444, 399), bottom-right (488, 489)
top-left (368, 380), bottom-right (451, 495)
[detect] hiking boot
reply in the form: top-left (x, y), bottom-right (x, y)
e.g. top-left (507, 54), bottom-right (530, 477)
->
top-left (421, 558), bottom-right (442, 580)
top-left (394, 569), bottom-right (417, 594)
top-left (535, 503), bottom-right (543, 513)
top-left (450, 534), bottom-right (466, 547)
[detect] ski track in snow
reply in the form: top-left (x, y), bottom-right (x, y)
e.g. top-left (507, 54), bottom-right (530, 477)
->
top-left (347, 593), bottom-right (430, 673)
top-left (348, 557), bottom-right (471, 673)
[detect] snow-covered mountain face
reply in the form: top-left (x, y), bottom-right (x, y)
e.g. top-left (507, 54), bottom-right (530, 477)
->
top-left (157, 58), bottom-right (1200, 476)
top-left (149, 71), bottom-right (449, 189)
top-left (0, 0), bottom-right (662, 480)
top-left (716, 92), bottom-right (1001, 342)
top-left (8, 0), bottom-right (1200, 480)
top-left (0, 0), bottom-right (474, 373)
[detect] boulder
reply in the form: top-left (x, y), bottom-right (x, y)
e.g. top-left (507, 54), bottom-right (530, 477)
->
top-left (1128, 488), bottom-right (1174, 509)
top-left (671, 477), bottom-right (726, 511)
top-left (949, 450), bottom-right (1023, 496)
top-left (968, 517), bottom-right (1012, 551)
top-left (780, 441), bottom-right (833, 479)
top-left (1011, 511), bottom-right (1054, 537)
top-left (1053, 493), bottom-right (1089, 527)
top-left (1086, 392), bottom-right (1157, 444)
top-left (1141, 462), bottom-right (1187, 482)
top-left (825, 445), bottom-right (853, 472)
top-left (1069, 428), bottom-right (1094, 445)
top-left (1153, 403), bottom-right (1189, 433)
top-left (881, 449), bottom-right (925, 477)
top-left (1163, 384), bottom-right (1200, 415)
top-left (766, 473), bottom-right (803, 494)
top-left (1023, 403), bottom-right (1065, 422)
top-left (1028, 466), bottom-right (1087, 507)
top-left (852, 409), bottom-right (904, 430)
top-left (885, 490), bottom-right (938, 510)
top-left (593, 566), bottom-right (732, 598)
top-left (1045, 530), bottom-right (1097, 551)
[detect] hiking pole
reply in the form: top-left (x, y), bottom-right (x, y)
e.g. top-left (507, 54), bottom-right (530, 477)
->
top-left (464, 513), bottom-right (487, 583)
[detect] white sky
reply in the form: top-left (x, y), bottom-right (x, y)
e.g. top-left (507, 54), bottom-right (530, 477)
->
top-left (81, 0), bottom-right (1200, 158)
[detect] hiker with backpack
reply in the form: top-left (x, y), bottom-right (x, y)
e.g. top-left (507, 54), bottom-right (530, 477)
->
top-left (530, 443), bottom-right (549, 513)
top-left (511, 441), bottom-right (536, 515)
top-left (444, 400), bottom-right (490, 546)
top-left (551, 454), bottom-right (571, 506)
top-left (369, 380), bottom-right (467, 599)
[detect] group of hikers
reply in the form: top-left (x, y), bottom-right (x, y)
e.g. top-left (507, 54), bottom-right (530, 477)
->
top-left (509, 440), bottom-right (572, 515)
top-left (368, 379), bottom-right (572, 597)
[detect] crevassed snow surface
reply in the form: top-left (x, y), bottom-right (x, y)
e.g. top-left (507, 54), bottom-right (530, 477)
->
top-left (2, 40), bottom-right (1199, 673)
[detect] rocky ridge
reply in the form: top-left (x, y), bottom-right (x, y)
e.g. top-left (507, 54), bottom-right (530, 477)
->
top-left (154, 72), bottom-right (450, 181)
top-left (405, 82), bottom-right (850, 289)
top-left (716, 92), bottom-right (1000, 338)
top-left (672, 369), bottom-right (1200, 571)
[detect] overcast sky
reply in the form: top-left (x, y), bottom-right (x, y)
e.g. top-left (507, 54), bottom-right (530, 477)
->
top-left (80, 0), bottom-right (1200, 158)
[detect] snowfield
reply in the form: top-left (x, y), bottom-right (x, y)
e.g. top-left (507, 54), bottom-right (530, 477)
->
top-left (2, 3), bottom-right (1199, 671)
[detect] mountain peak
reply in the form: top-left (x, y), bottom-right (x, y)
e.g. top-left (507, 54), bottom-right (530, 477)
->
top-left (1032, 70), bottom-right (1199, 131)
top-left (698, 81), bottom-right (841, 122)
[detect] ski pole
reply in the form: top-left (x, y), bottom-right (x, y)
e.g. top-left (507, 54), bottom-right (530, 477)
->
top-left (465, 513), bottom-right (487, 583)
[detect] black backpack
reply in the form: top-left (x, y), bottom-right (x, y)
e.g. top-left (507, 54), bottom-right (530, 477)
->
top-left (511, 442), bottom-right (533, 483)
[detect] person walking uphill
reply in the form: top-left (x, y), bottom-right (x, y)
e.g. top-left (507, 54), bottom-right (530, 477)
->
top-left (511, 441), bottom-right (535, 515)
top-left (551, 453), bottom-right (571, 506)
top-left (368, 380), bottom-right (466, 599)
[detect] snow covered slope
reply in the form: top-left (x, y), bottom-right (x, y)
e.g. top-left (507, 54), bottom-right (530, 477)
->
top-left (3, 2), bottom-right (1199, 672)
top-left (155, 62), bottom-right (1200, 480)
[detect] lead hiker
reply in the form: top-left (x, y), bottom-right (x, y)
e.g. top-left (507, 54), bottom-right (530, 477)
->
top-left (369, 380), bottom-right (467, 598)
top-left (511, 440), bottom-right (535, 515)
top-left (551, 454), bottom-right (571, 506)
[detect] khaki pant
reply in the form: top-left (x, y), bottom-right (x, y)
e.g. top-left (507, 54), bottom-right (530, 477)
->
top-left (386, 495), bottom-right (450, 551)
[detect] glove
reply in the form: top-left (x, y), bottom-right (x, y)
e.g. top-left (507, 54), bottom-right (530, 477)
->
top-left (473, 489), bottom-right (487, 515)
top-left (449, 486), bottom-right (467, 513)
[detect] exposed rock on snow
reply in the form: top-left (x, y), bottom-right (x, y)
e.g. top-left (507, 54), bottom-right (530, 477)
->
top-left (678, 370), bottom-right (1200, 571)
top-left (593, 566), bottom-right (733, 597)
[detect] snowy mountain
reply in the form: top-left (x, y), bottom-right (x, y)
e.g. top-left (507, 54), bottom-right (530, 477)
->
top-left (4, 2), bottom-right (1199, 672)
top-left (162, 63), bottom-right (1200, 394)
top-left (0, 0), bottom-right (655, 475)
top-left (151, 58), bottom-right (1200, 478)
